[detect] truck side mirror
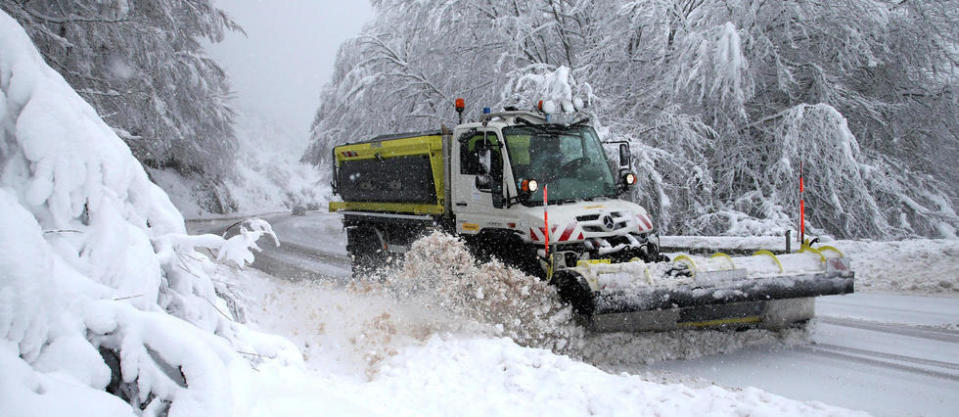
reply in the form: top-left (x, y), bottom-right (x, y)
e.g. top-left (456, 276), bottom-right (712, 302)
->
top-left (474, 146), bottom-right (492, 191)
top-left (490, 145), bottom-right (504, 209)
top-left (478, 147), bottom-right (491, 174)
top-left (475, 174), bottom-right (491, 190)
top-left (619, 143), bottom-right (631, 168)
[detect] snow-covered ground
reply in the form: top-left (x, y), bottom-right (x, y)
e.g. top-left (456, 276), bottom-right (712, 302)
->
top-left (645, 293), bottom-right (959, 417)
top-left (228, 264), bottom-right (866, 417)
top-left (232, 208), bottom-right (959, 416)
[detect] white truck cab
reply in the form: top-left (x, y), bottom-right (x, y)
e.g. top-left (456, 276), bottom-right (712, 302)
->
top-left (446, 111), bottom-right (663, 273)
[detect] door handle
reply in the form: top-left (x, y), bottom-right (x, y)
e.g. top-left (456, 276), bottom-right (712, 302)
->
top-left (455, 202), bottom-right (468, 207)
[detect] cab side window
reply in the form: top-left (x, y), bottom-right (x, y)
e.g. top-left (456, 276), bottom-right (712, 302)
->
top-left (460, 134), bottom-right (499, 175)
top-left (503, 134), bottom-right (530, 179)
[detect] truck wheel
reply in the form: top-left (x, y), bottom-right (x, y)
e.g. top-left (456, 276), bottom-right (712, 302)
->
top-left (643, 241), bottom-right (670, 263)
top-left (550, 270), bottom-right (595, 318)
top-left (346, 226), bottom-right (388, 277)
top-left (464, 232), bottom-right (542, 278)
top-left (494, 239), bottom-right (543, 279)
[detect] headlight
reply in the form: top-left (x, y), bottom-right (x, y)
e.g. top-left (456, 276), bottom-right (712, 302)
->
top-left (521, 178), bottom-right (538, 193)
top-left (647, 233), bottom-right (660, 248)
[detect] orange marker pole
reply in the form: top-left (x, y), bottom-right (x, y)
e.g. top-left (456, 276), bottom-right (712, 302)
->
top-left (799, 162), bottom-right (805, 245)
top-left (544, 184), bottom-right (550, 255)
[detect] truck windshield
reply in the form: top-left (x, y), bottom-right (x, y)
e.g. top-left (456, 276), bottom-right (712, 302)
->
top-left (503, 125), bottom-right (617, 204)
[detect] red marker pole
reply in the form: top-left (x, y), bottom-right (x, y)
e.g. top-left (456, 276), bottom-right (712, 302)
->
top-left (544, 184), bottom-right (550, 255)
top-left (799, 162), bottom-right (805, 245)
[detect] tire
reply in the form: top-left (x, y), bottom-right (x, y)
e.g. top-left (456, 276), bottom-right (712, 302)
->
top-left (346, 226), bottom-right (388, 277)
top-left (464, 232), bottom-right (543, 278)
top-left (550, 269), bottom-right (596, 318)
top-left (643, 240), bottom-right (670, 263)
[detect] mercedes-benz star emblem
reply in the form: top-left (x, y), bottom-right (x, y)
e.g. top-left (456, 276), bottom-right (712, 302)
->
top-left (602, 215), bottom-right (615, 230)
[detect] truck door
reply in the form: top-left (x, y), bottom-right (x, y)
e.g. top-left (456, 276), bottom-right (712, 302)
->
top-left (451, 130), bottom-right (507, 234)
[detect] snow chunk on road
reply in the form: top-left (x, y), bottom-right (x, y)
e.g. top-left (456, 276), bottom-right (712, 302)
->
top-left (389, 232), bottom-right (579, 349)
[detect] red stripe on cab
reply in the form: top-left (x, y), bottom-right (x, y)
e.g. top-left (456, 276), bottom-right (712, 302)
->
top-left (558, 223), bottom-right (576, 241)
top-left (637, 214), bottom-right (653, 230)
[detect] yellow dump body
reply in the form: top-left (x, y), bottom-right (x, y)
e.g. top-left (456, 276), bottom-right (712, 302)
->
top-left (329, 132), bottom-right (445, 215)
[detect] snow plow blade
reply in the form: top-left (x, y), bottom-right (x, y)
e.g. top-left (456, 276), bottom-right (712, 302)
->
top-left (550, 249), bottom-right (855, 332)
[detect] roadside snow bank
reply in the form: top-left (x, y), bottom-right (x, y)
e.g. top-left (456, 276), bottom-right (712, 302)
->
top-left (837, 240), bottom-right (959, 294)
top-left (0, 11), bottom-right (296, 416)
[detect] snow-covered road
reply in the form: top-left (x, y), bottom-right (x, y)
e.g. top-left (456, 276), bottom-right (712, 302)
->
top-left (187, 211), bottom-right (352, 280)
top-left (189, 211), bottom-right (959, 416)
top-left (642, 294), bottom-right (959, 417)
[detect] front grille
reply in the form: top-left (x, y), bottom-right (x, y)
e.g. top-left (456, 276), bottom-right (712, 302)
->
top-left (579, 211), bottom-right (628, 232)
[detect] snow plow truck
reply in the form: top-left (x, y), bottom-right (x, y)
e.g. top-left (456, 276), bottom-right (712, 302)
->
top-left (328, 101), bottom-right (854, 331)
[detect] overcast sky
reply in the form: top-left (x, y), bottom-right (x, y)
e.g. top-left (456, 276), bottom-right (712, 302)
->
top-left (207, 0), bottom-right (373, 140)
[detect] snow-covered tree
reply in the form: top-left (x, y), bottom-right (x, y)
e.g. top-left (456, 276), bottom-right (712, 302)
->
top-left (0, 0), bottom-right (242, 212)
top-left (303, 0), bottom-right (596, 166)
top-left (0, 11), bottom-right (295, 415)
top-left (587, 0), bottom-right (959, 238)
top-left (305, 0), bottom-right (959, 239)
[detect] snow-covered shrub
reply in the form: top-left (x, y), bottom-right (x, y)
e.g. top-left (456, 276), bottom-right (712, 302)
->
top-left (0, 11), bottom-right (296, 417)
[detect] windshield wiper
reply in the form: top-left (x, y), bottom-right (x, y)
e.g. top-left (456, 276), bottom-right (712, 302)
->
top-left (515, 117), bottom-right (537, 128)
top-left (569, 117), bottom-right (591, 128)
